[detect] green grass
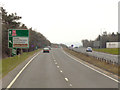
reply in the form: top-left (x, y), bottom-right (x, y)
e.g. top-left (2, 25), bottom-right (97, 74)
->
top-left (0, 49), bottom-right (41, 78)
top-left (0, 60), bottom-right (2, 79)
top-left (93, 48), bottom-right (119, 55)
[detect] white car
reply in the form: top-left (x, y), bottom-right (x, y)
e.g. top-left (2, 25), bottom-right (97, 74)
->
top-left (86, 47), bottom-right (92, 52)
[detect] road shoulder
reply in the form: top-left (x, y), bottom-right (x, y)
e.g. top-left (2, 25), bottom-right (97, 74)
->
top-left (2, 51), bottom-right (41, 88)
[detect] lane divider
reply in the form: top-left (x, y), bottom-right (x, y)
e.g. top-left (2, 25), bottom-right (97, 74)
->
top-left (52, 53), bottom-right (55, 60)
top-left (60, 70), bottom-right (63, 73)
top-left (55, 62), bottom-right (57, 65)
top-left (52, 51), bottom-right (73, 88)
top-left (69, 84), bottom-right (72, 87)
top-left (57, 66), bottom-right (60, 68)
top-left (6, 52), bottom-right (41, 89)
top-left (65, 78), bottom-right (69, 82)
top-left (62, 50), bottom-right (120, 83)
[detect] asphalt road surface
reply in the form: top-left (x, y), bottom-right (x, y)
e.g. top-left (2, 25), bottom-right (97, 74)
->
top-left (5, 48), bottom-right (118, 88)
top-left (73, 47), bottom-right (118, 63)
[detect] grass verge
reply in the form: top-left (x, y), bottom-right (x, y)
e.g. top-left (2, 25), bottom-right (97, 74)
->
top-left (1, 49), bottom-right (41, 77)
top-left (93, 48), bottom-right (119, 55)
top-left (64, 48), bottom-right (119, 76)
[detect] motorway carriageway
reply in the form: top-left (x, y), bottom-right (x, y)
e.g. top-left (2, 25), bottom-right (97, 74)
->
top-left (2, 48), bottom-right (118, 88)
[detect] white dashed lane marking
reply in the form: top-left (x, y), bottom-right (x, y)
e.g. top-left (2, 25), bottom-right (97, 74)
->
top-left (52, 52), bottom-right (73, 87)
top-left (60, 70), bottom-right (63, 73)
top-left (65, 78), bottom-right (69, 82)
top-left (55, 62), bottom-right (57, 64)
top-left (57, 66), bottom-right (59, 68)
top-left (70, 84), bottom-right (72, 87)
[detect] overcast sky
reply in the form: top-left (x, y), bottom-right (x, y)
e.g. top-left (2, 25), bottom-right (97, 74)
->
top-left (0, 0), bottom-right (119, 46)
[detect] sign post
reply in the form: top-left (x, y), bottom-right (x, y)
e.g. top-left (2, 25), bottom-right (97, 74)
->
top-left (36, 46), bottom-right (38, 50)
top-left (12, 48), bottom-right (17, 56)
top-left (8, 29), bottom-right (29, 56)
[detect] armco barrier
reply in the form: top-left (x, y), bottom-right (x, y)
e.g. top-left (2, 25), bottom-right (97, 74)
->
top-left (68, 48), bottom-right (119, 65)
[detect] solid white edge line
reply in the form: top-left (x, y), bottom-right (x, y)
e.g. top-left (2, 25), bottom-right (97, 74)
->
top-left (62, 50), bottom-right (120, 83)
top-left (6, 52), bottom-right (40, 88)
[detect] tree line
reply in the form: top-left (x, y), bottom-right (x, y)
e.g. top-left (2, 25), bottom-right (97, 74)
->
top-left (2, 7), bottom-right (51, 58)
top-left (82, 31), bottom-right (120, 48)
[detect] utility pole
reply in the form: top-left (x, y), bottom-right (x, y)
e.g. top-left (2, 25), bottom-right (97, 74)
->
top-left (100, 28), bottom-right (102, 48)
top-left (0, 7), bottom-right (2, 59)
top-left (0, 7), bottom-right (2, 90)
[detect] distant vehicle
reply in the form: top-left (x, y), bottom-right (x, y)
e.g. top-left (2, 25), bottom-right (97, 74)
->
top-left (48, 46), bottom-right (51, 50)
top-left (43, 48), bottom-right (49, 53)
top-left (86, 47), bottom-right (92, 52)
top-left (74, 47), bottom-right (78, 48)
